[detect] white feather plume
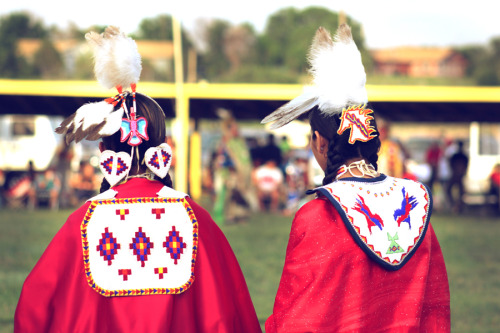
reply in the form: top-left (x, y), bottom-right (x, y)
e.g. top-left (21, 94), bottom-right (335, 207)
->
top-left (309, 25), bottom-right (367, 114)
top-left (85, 26), bottom-right (142, 90)
top-left (55, 101), bottom-right (124, 143)
top-left (261, 24), bottom-right (368, 128)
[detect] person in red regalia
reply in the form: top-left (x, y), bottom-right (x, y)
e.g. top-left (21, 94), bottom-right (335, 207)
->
top-left (261, 24), bottom-right (450, 332)
top-left (15, 26), bottom-right (261, 333)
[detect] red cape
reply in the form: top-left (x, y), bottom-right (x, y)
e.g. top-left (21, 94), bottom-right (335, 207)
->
top-left (15, 178), bottom-right (261, 333)
top-left (266, 196), bottom-right (450, 333)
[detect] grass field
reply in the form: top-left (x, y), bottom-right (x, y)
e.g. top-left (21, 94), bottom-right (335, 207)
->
top-left (1, 206), bottom-right (499, 332)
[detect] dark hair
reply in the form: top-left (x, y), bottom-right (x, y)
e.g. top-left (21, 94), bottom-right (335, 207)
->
top-left (309, 105), bottom-right (381, 185)
top-left (99, 92), bottom-right (173, 192)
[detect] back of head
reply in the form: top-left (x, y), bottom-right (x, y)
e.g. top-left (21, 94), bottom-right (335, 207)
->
top-left (102, 93), bottom-right (166, 167)
top-left (261, 24), bottom-right (381, 185)
top-left (309, 106), bottom-right (381, 184)
top-left (55, 26), bottom-right (174, 193)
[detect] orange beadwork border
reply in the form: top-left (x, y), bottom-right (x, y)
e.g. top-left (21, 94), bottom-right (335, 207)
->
top-left (81, 197), bottom-right (199, 297)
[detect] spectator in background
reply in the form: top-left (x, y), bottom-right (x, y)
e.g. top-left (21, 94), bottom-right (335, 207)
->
top-left (425, 140), bottom-right (442, 192)
top-left (55, 141), bottom-right (74, 208)
top-left (4, 160), bottom-right (35, 208)
top-left (446, 140), bottom-right (469, 213)
top-left (260, 134), bottom-right (283, 168)
top-left (489, 163), bottom-right (500, 212)
top-left (254, 159), bottom-right (283, 213)
top-left (377, 117), bottom-right (406, 178)
top-left (69, 161), bottom-right (100, 206)
top-left (0, 169), bottom-right (5, 208)
top-left (28, 167), bottom-right (61, 210)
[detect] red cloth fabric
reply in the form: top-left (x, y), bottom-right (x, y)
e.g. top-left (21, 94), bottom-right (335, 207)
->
top-left (266, 196), bottom-right (450, 333)
top-left (15, 178), bottom-right (261, 333)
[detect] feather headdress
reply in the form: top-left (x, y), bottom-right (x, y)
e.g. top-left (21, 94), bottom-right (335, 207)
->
top-left (55, 26), bottom-right (142, 144)
top-left (261, 24), bottom-right (368, 129)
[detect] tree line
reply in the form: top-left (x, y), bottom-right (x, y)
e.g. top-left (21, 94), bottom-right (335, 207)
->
top-left (0, 8), bottom-right (499, 85)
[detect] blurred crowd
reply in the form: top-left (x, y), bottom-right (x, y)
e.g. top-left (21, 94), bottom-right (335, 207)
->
top-left (1, 117), bottom-right (499, 217)
top-left (0, 147), bottom-right (101, 210)
top-left (204, 130), bottom-right (314, 225)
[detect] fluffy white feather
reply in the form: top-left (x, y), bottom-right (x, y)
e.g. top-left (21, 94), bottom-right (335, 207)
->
top-left (261, 24), bottom-right (368, 128)
top-left (310, 25), bottom-right (367, 114)
top-left (55, 101), bottom-right (124, 143)
top-left (79, 101), bottom-right (115, 131)
top-left (86, 26), bottom-right (142, 90)
top-left (99, 107), bottom-right (125, 136)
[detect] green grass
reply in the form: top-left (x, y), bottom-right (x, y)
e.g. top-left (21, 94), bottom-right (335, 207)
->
top-left (1, 207), bottom-right (499, 332)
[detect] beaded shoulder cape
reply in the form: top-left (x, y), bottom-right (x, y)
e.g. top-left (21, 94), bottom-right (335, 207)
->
top-left (308, 175), bottom-right (432, 270)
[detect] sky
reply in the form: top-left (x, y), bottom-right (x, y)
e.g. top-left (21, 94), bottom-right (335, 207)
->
top-left (2, 0), bottom-right (500, 49)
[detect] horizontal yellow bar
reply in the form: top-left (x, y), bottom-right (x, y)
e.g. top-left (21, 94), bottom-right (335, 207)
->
top-left (1, 79), bottom-right (499, 103)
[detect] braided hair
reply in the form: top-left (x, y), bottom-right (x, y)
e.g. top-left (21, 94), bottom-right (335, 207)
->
top-left (99, 92), bottom-right (173, 193)
top-left (308, 105), bottom-right (381, 185)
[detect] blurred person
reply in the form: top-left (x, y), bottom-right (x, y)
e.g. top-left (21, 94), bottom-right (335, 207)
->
top-left (27, 167), bottom-right (61, 210)
top-left (261, 133), bottom-right (283, 169)
top-left (436, 138), bottom-right (455, 210)
top-left (4, 161), bottom-right (35, 208)
top-left (15, 26), bottom-right (260, 333)
top-left (377, 116), bottom-right (406, 178)
top-left (55, 140), bottom-right (74, 208)
top-left (69, 161), bottom-right (100, 206)
top-left (0, 169), bottom-right (5, 208)
top-left (261, 25), bottom-right (450, 332)
top-left (212, 109), bottom-right (257, 224)
top-left (425, 140), bottom-right (442, 192)
top-left (446, 140), bottom-right (469, 213)
top-left (282, 156), bottom-right (308, 216)
top-left (489, 163), bottom-right (500, 213)
top-left (254, 159), bottom-right (283, 213)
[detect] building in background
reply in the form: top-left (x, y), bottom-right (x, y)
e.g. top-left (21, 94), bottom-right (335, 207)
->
top-left (371, 47), bottom-right (467, 78)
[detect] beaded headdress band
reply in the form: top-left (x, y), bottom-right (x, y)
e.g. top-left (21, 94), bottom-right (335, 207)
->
top-left (55, 26), bottom-right (172, 187)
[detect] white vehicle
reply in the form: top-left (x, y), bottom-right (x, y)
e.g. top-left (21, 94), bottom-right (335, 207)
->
top-left (0, 114), bottom-right (61, 172)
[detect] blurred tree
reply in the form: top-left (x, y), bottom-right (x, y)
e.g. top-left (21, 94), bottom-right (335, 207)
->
top-left (73, 51), bottom-right (93, 80)
top-left (135, 15), bottom-right (193, 82)
top-left (259, 6), bottom-right (370, 76)
top-left (223, 24), bottom-right (257, 73)
top-left (458, 37), bottom-right (500, 86)
top-left (198, 19), bottom-right (232, 81)
top-left (0, 11), bottom-right (47, 78)
top-left (33, 39), bottom-right (65, 79)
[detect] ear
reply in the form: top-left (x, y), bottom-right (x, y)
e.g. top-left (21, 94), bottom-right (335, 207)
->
top-left (99, 141), bottom-right (105, 153)
top-left (313, 130), bottom-right (329, 154)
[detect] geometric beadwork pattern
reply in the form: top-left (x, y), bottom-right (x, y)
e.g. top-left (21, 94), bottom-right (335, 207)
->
top-left (163, 226), bottom-right (186, 264)
top-left (118, 268), bottom-right (132, 281)
top-left (311, 175), bottom-right (431, 271)
top-left (98, 151), bottom-right (131, 187)
top-left (161, 151), bottom-right (171, 167)
top-left (96, 227), bottom-right (121, 265)
top-left (130, 227), bottom-right (154, 267)
top-left (116, 209), bottom-right (129, 220)
top-left (152, 208), bottom-right (165, 219)
top-left (144, 143), bottom-right (172, 179)
top-left (154, 267), bottom-right (168, 279)
top-left (81, 196), bottom-right (198, 297)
